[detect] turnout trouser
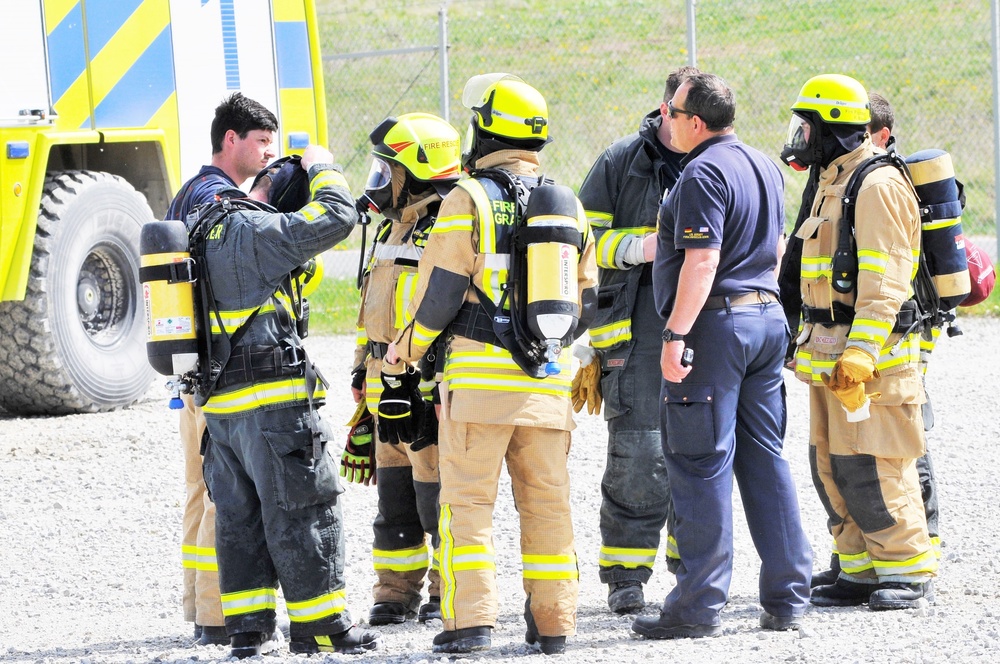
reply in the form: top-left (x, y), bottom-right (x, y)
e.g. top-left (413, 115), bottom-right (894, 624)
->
top-left (438, 420), bottom-right (578, 637)
top-left (372, 438), bottom-right (441, 609)
top-left (599, 283), bottom-right (675, 584)
top-left (204, 405), bottom-right (352, 638)
top-left (180, 393), bottom-right (224, 627)
top-left (808, 373), bottom-right (937, 583)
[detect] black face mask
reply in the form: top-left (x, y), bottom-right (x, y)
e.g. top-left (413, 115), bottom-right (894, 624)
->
top-left (781, 112), bottom-right (822, 171)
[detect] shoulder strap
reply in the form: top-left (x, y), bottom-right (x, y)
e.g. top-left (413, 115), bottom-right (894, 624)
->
top-left (832, 153), bottom-right (909, 294)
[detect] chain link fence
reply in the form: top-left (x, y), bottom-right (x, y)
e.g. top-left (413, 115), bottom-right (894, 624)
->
top-left (315, 0), bottom-right (995, 322)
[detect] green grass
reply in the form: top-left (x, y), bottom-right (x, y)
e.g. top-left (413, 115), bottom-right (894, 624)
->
top-left (316, 0), bottom-right (994, 234)
top-left (308, 274), bottom-right (361, 336)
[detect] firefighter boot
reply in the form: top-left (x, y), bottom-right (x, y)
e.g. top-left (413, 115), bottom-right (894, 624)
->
top-left (431, 626), bottom-right (492, 653)
top-left (608, 581), bottom-right (645, 614)
top-left (230, 630), bottom-right (283, 659)
top-left (869, 581), bottom-right (934, 611)
top-left (810, 554), bottom-right (841, 588)
top-left (289, 626), bottom-right (383, 655)
top-left (368, 602), bottom-right (416, 626)
top-left (524, 597), bottom-right (566, 655)
top-left (418, 596), bottom-right (442, 623)
top-left (809, 578), bottom-right (875, 607)
top-left (195, 625), bottom-right (229, 646)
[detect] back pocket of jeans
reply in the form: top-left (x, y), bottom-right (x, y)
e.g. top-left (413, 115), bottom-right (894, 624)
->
top-left (660, 382), bottom-right (717, 456)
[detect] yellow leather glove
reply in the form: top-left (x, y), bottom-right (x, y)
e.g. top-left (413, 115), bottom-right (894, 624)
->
top-left (826, 347), bottom-right (879, 390)
top-left (571, 344), bottom-right (602, 415)
top-left (820, 374), bottom-right (882, 413)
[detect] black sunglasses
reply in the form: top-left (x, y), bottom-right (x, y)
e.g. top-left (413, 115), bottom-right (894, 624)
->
top-left (667, 99), bottom-right (697, 119)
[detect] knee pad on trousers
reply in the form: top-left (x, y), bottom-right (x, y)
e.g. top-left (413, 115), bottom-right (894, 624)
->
top-left (829, 454), bottom-right (897, 533)
top-left (809, 445), bottom-right (842, 530)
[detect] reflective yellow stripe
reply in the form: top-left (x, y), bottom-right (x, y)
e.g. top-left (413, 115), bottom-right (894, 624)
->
top-left (857, 249), bottom-right (889, 274)
top-left (522, 553), bottom-right (578, 580)
top-left (412, 321), bottom-right (440, 348)
top-left (596, 230), bottom-right (626, 269)
top-left (356, 326), bottom-right (368, 347)
top-left (451, 544), bottom-right (495, 572)
top-left (458, 179), bottom-right (495, 254)
top-left (286, 590), bottom-right (347, 622)
top-left (590, 319), bottom-right (632, 349)
top-left (203, 377), bottom-right (326, 414)
top-left (598, 546), bottom-right (656, 569)
top-left (439, 504), bottom-right (457, 621)
top-left (300, 200), bottom-right (327, 222)
top-left (838, 550), bottom-right (874, 575)
top-left (848, 317), bottom-right (893, 347)
top-left (431, 214), bottom-right (475, 234)
top-left (211, 303), bottom-right (274, 335)
top-left (871, 550), bottom-right (938, 577)
top-left (586, 210), bottom-right (613, 228)
top-left (922, 216), bottom-right (961, 232)
top-left (372, 544), bottom-right (431, 572)
top-left (665, 535), bottom-right (680, 562)
top-left (396, 272), bottom-right (419, 328)
top-left (221, 587), bottom-right (277, 617)
top-left (310, 169), bottom-right (349, 194)
top-left (181, 544), bottom-right (218, 572)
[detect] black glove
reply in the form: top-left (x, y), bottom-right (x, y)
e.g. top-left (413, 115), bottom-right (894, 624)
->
top-left (410, 393), bottom-right (439, 453)
top-left (351, 366), bottom-right (365, 391)
top-left (377, 366), bottom-right (422, 444)
top-left (340, 407), bottom-right (376, 486)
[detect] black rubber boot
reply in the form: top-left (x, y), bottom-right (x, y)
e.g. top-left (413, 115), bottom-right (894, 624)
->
top-left (810, 553), bottom-right (842, 588)
top-left (810, 578), bottom-right (875, 607)
top-left (431, 626), bottom-right (492, 653)
top-left (418, 596), bottom-right (442, 623)
top-left (289, 626), bottom-right (383, 655)
top-left (368, 601), bottom-right (415, 626)
top-left (230, 631), bottom-right (282, 659)
top-left (524, 597), bottom-right (566, 655)
top-left (869, 581), bottom-right (934, 611)
top-left (607, 581), bottom-right (645, 614)
top-left (196, 625), bottom-right (229, 646)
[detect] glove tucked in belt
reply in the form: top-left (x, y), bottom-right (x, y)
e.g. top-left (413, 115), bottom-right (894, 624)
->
top-left (822, 347), bottom-right (881, 420)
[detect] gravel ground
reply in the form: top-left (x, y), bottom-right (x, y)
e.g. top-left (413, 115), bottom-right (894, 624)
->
top-left (2, 316), bottom-right (999, 664)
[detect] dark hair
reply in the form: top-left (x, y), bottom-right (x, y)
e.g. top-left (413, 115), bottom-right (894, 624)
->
top-left (210, 92), bottom-right (279, 154)
top-left (683, 73), bottom-right (735, 132)
top-left (663, 65), bottom-right (701, 102)
top-left (868, 92), bottom-right (894, 133)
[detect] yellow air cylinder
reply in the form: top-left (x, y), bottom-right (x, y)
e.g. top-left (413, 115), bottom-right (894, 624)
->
top-left (139, 220), bottom-right (198, 377)
top-left (524, 185), bottom-right (581, 374)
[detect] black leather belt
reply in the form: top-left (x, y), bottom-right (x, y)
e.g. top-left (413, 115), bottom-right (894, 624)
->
top-left (703, 291), bottom-right (778, 310)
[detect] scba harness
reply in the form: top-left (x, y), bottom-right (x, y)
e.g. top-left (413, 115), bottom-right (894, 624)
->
top-left (803, 148), bottom-right (972, 340)
top-left (140, 196), bottom-right (314, 406)
top-left (449, 168), bottom-right (586, 378)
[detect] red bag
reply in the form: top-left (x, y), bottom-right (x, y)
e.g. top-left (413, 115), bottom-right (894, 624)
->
top-left (961, 237), bottom-right (996, 306)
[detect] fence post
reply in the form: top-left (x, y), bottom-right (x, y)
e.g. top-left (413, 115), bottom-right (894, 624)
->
top-left (439, 4), bottom-right (450, 122)
top-left (686, 0), bottom-right (697, 67)
top-left (993, 0), bottom-right (1000, 256)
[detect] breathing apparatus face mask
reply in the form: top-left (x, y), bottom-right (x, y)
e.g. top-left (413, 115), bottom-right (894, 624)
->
top-left (362, 157), bottom-right (394, 214)
top-left (781, 112), bottom-right (821, 172)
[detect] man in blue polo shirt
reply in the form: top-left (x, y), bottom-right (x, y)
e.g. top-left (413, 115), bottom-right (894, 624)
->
top-left (632, 72), bottom-right (811, 639)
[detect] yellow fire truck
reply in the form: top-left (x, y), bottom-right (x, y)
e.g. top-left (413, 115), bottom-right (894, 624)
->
top-left (0, 0), bottom-right (328, 414)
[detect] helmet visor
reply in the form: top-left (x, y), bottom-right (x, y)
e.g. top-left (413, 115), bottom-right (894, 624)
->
top-left (364, 157), bottom-right (392, 192)
top-left (784, 113), bottom-right (813, 153)
top-left (461, 72), bottom-right (523, 109)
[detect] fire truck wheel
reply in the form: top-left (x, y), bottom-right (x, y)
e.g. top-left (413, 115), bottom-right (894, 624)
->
top-left (0, 171), bottom-right (156, 414)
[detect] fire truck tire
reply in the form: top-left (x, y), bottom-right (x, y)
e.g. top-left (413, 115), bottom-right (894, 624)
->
top-left (0, 171), bottom-right (156, 414)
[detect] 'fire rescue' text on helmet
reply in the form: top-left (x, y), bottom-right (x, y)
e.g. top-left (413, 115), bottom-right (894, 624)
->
top-left (362, 112), bottom-right (462, 214)
top-left (460, 73), bottom-right (549, 168)
top-left (782, 74), bottom-right (871, 171)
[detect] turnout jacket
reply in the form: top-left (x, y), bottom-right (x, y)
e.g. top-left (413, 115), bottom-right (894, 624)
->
top-left (578, 110), bottom-right (684, 351)
top-left (392, 150), bottom-right (599, 430)
top-left (200, 164), bottom-right (357, 416)
top-left (794, 139), bottom-right (922, 385)
top-left (354, 190), bottom-right (443, 414)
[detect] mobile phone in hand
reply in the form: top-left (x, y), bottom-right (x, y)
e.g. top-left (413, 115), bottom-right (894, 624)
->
top-left (681, 347), bottom-right (694, 368)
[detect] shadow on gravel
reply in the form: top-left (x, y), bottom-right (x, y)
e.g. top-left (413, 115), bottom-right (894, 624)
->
top-left (6, 635), bottom-right (191, 662)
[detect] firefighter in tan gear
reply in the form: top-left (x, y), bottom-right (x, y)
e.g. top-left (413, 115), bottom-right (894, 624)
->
top-left (383, 74), bottom-right (598, 655)
top-left (781, 74), bottom-right (936, 609)
top-left (341, 113), bottom-right (463, 626)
